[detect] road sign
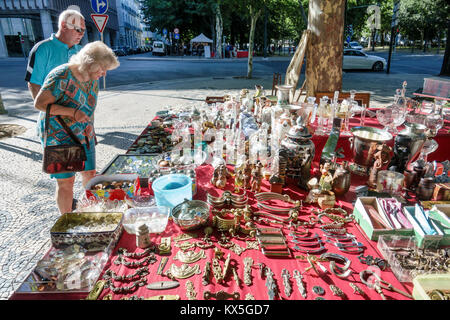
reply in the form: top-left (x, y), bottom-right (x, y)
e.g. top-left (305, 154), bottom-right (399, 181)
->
top-left (91, 0), bottom-right (108, 14)
top-left (174, 28), bottom-right (179, 34)
top-left (91, 14), bottom-right (109, 33)
top-left (174, 33), bottom-right (180, 40)
top-left (163, 28), bottom-right (167, 35)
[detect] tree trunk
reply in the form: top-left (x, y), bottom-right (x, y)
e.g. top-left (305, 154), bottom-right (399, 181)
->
top-left (210, 16), bottom-right (216, 54)
top-left (440, 19), bottom-right (450, 76)
top-left (215, 4), bottom-right (223, 59)
top-left (247, 6), bottom-right (262, 78)
top-left (306, 0), bottom-right (346, 97)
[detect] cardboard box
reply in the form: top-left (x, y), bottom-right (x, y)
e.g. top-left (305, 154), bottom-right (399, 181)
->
top-left (428, 204), bottom-right (450, 246)
top-left (403, 204), bottom-right (443, 248)
top-left (353, 197), bottom-right (414, 241)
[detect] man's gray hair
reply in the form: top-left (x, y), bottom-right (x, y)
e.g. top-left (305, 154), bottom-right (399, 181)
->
top-left (58, 9), bottom-right (85, 29)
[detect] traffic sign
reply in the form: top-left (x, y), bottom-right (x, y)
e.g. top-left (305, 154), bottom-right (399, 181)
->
top-left (174, 33), bottom-right (180, 40)
top-left (91, 0), bottom-right (108, 14)
top-left (174, 28), bottom-right (179, 34)
top-left (163, 28), bottom-right (167, 35)
top-left (91, 14), bottom-right (109, 33)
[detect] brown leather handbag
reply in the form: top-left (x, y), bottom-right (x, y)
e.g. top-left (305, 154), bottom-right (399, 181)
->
top-left (42, 104), bottom-right (87, 174)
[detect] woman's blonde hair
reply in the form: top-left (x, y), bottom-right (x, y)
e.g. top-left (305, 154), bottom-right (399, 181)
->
top-left (69, 41), bottom-right (120, 74)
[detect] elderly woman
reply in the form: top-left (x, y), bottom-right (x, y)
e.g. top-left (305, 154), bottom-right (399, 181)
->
top-left (34, 41), bottom-right (120, 214)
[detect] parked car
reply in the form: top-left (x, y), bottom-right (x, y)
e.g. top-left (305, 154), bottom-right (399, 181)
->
top-left (343, 49), bottom-right (386, 71)
top-left (348, 41), bottom-right (363, 50)
top-left (152, 41), bottom-right (166, 56)
top-left (112, 47), bottom-right (126, 56)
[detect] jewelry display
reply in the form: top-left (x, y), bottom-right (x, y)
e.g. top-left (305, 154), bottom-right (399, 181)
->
top-left (292, 270), bottom-right (307, 299)
top-left (264, 267), bottom-right (280, 300)
top-left (173, 249), bottom-right (206, 264)
top-left (243, 257), bottom-right (253, 286)
top-left (85, 280), bottom-right (106, 300)
top-left (329, 284), bottom-right (345, 298)
top-left (185, 280), bottom-right (197, 300)
top-left (103, 267), bottom-right (148, 282)
top-left (158, 237), bottom-right (171, 255)
top-left (157, 257), bottom-right (169, 275)
top-left (212, 258), bottom-right (224, 284)
top-left (165, 263), bottom-right (201, 280)
top-left (229, 266), bottom-right (240, 287)
top-left (202, 261), bottom-right (212, 285)
top-left (359, 269), bottom-right (413, 299)
top-left (204, 290), bottom-right (240, 300)
top-left (245, 293), bottom-right (255, 300)
top-left (281, 269), bottom-right (292, 297)
top-left (146, 280), bottom-right (180, 290)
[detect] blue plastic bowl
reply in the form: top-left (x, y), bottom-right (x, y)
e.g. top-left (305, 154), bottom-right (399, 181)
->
top-left (151, 174), bottom-right (193, 209)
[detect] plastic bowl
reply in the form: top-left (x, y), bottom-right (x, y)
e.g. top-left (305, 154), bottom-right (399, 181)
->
top-left (123, 206), bottom-right (170, 234)
top-left (151, 174), bottom-right (192, 209)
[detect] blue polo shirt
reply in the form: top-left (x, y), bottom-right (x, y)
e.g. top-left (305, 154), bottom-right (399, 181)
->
top-left (25, 33), bottom-right (81, 86)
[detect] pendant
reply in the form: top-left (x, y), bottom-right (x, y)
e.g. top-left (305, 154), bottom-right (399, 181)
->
top-left (212, 258), bottom-right (224, 284)
top-left (165, 263), bottom-right (201, 280)
top-left (243, 257), bottom-right (253, 286)
top-left (173, 249), bottom-right (206, 264)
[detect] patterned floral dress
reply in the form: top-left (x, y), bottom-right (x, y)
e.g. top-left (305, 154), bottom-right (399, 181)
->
top-left (37, 63), bottom-right (98, 149)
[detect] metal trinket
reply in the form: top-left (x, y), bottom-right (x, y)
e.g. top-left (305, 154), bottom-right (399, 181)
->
top-left (158, 237), bottom-right (171, 255)
top-left (329, 284), bottom-right (345, 297)
top-left (173, 249), bottom-right (206, 264)
top-left (202, 261), bottom-right (211, 285)
top-left (313, 285), bottom-right (325, 295)
top-left (157, 257), bottom-right (169, 275)
top-left (258, 262), bottom-right (266, 279)
top-left (265, 267), bottom-right (280, 300)
top-left (85, 280), bottom-right (106, 300)
top-left (204, 290), bottom-right (240, 300)
top-left (212, 258), bottom-right (224, 283)
top-left (185, 280), bottom-right (197, 300)
top-left (349, 283), bottom-right (365, 296)
top-left (293, 270), bottom-right (307, 299)
top-left (232, 267), bottom-right (241, 287)
top-left (245, 293), bottom-right (255, 300)
top-left (243, 257), bottom-right (253, 286)
top-left (113, 254), bottom-right (157, 268)
top-left (222, 253), bottom-right (231, 279)
top-left (281, 269), bottom-right (292, 297)
top-left (165, 263), bottom-right (201, 280)
top-left (146, 280), bottom-right (180, 290)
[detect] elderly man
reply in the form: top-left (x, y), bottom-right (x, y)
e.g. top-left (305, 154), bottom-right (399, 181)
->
top-left (25, 9), bottom-right (86, 99)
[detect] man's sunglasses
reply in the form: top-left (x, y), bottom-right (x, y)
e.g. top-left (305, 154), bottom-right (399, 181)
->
top-left (66, 22), bottom-right (85, 34)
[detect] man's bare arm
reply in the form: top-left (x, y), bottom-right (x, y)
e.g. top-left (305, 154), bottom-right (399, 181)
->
top-left (28, 82), bottom-right (41, 100)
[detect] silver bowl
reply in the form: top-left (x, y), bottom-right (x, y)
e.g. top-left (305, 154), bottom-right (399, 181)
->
top-left (171, 200), bottom-right (210, 231)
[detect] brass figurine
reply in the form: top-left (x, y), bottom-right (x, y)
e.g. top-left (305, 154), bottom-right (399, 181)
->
top-left (368, 143), bottom-right (392, 189)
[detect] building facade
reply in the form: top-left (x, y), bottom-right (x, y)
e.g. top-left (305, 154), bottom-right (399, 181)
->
top-left (115, 0), bottom-right (143, 49)
top-left (0, 0), bottom-right (120, 57)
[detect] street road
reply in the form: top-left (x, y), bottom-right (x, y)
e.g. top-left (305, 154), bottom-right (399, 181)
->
top-left (0, 50), bottom-right (444, 90)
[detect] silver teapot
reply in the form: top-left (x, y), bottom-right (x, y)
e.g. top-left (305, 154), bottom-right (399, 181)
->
top-left (279, 116), bottom-right (315, 189)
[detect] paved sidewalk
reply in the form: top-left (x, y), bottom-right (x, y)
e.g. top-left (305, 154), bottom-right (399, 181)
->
top-left (0, 71), bottom-right (445, 299)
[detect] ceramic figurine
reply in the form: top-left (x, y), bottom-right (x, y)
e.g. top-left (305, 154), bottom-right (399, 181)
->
top-left (251, 162), bottom-right (264, 193)
top-left (243, 160), bottom-right (254, 189)
top-left (216, 164), bottom-right (231, 189)
top-left (234, 169), bottom-right (245, 193)
top-left (136, 224), bottom-right (152, 249)
top-left (368, 144), bottom-right (392, 189)
top-left (318, 162), bottom-right (334, 193)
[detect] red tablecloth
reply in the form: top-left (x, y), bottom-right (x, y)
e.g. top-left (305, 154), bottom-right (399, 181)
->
top-left (12, 112), bottom-right (449, 301)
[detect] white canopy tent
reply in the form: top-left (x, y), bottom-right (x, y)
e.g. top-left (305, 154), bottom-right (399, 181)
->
top-left (190, 33), bottom-right (213, 58)
top-left (190, 33), bottom-right (213, 44)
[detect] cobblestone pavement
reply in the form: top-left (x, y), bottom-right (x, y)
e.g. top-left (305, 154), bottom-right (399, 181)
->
top-left (0, 72), bottom-right (435, 299)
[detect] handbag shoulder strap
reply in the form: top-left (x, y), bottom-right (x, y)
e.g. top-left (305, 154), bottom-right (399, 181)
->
top-left (44, 105), bottom-right (84, 147)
